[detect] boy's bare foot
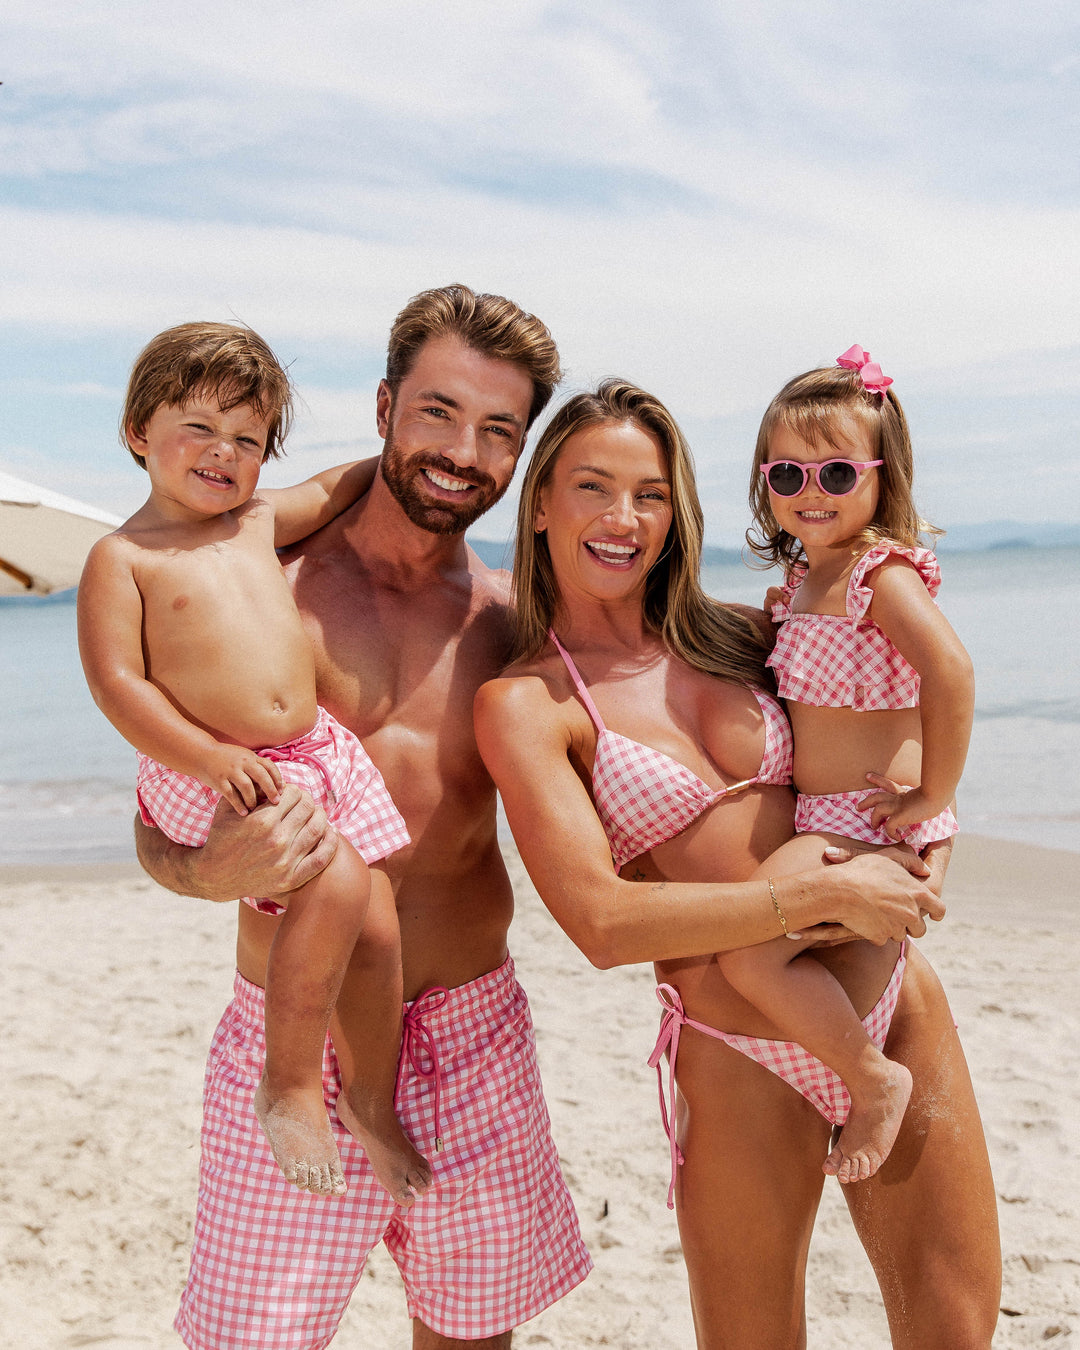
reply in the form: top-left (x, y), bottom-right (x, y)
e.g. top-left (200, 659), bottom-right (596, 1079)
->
top-left (336, 1094), bottom-right (433, 1208)
top-left (254, 1079), bottom-right (347, 1197)
top-left (823, 1060), bottom-right (913, 1184)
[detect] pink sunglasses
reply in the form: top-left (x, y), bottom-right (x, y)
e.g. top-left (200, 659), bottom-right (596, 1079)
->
top-left (760, 458), bottom-right (883, 498)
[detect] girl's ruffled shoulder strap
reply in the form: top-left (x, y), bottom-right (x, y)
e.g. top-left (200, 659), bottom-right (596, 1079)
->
top-left (849, 543), bottom-right (941, 624)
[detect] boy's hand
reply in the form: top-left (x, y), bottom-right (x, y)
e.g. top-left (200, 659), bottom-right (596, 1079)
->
top-left (203, 744), bottom-right (284, 815)
top-left (858, 771), bottom-right (938, 840)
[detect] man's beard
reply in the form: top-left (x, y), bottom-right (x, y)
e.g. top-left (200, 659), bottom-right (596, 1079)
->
top-left (379, 429), bottom-right (511, 536)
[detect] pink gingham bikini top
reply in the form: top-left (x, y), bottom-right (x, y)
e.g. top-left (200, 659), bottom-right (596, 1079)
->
top-left (767, 543), bottom-right (940, 712)
top-left (549, 631), bottom-right (793, 872)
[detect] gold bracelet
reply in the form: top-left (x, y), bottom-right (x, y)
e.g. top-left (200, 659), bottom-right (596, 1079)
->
top-left (767, 877), bottom-right (789, 936)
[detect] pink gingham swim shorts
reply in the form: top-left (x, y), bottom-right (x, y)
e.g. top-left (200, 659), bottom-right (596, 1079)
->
top-left (174, 956), bottom-right (591, 1349)
top-left (794, 789), bottom-right (958, 852)
top-left (136, 705), bottom-right (410, 913)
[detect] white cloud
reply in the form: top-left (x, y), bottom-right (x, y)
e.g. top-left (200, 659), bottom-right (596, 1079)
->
top-left (59, 381), bottom-right (118, 399)
top-left (3, 174), bottom-right (1075, 371)
top-left (1, 0), bottom-right (1076, 535)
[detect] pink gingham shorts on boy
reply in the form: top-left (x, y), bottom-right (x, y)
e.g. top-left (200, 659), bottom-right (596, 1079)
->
top-left (136, 705), bottom-right (410, 911)
top-left (174, 956), bottom-right (592, 1349)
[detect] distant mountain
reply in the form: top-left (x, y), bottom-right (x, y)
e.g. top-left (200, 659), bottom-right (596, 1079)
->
top-left (934, 520), bottom-right (1080, 551)
top-left (701, 546), bottom-right (748, 565)
top-left (0, 587), bottom-right (76, 607)
top-left (8, 527), bottom-right (1073, 608)
top-left (467, 537), bottom-right (752, 569)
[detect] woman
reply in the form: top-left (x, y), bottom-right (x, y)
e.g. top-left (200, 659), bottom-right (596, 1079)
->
top-left (473, 381), bottom-right (1000, 1348)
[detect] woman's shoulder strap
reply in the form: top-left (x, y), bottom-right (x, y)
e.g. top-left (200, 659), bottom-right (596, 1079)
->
top-left (547, 630), bottom-right (607, 733)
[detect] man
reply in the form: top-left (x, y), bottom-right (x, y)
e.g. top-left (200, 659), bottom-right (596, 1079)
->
top-left (140, 285), bottom-right (939, 1350)
top-left (138, 285), bottom-right (592, 1350)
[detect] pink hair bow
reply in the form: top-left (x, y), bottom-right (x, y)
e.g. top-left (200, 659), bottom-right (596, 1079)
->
top-left (836, 344), bottom-right (893, 398)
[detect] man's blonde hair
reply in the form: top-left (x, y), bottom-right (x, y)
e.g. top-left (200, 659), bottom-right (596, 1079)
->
top-left (386, 285), bottom-right (561, 429)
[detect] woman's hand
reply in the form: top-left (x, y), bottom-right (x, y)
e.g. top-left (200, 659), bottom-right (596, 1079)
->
top-left (915, 833), bottom-right (953, 900)
top-left (818, 844), bottom-right (945, 945)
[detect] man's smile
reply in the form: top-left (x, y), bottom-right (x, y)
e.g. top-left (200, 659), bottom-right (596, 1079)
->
top-left (424, 467), bottom-right (475, 493)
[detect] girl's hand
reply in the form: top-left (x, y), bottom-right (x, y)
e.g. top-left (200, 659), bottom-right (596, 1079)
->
top-left (764, 585), bottom-right (785, 621)
top-left (202, 745), bottom-right (284, 815)
top-left (858, 770), bottom-right (936, 840)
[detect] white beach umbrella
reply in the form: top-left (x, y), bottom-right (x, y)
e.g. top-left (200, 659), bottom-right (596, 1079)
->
top-left (0, 470), bottom-right (121, 597)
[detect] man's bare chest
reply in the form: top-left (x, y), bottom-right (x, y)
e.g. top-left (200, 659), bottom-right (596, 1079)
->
top-left (299, 589), bottom-right (505, 744)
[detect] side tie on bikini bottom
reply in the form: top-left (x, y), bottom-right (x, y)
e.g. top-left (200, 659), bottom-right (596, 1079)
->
top-left (648, 944), bottom-right (907, 1210)
top-left (648, 984), bottom-right (709, 1209)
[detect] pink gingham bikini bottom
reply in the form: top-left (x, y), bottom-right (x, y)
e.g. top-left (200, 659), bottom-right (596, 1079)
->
top-left (648, 943), bottom-right (907, 1208)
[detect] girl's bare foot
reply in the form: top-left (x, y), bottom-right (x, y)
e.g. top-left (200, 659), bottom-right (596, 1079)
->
top-left (336, 1093), bottom-right (433, 1208)
top-left (823, 1060), bottom-right (913, 1184)
top-left (254, 1079), bottom-right (347, 1197)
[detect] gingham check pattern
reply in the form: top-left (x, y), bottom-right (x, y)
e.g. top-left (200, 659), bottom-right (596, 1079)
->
top-left (768, 544), bottom-right (941, 711)
top-left (549, 632), bottom-right (793, 872)
top-left (137, 705), bottom-right (410, 912)
top-left (650, 946), bottom-right (907, 1208)
top-left (174, 958), bottom-right (591, 1349)
top-left (795, 789), bottom-right (959, 850)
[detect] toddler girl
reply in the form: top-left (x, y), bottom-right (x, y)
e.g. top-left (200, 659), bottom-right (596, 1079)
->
top-left (719, 345), bottom-right (974, 1183)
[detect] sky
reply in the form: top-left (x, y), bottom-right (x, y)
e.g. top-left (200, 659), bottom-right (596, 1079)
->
top-left (2, 0), bottom-right (1077, 548)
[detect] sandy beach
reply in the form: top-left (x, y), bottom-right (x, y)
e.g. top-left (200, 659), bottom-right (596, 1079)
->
top-left (2, 833), bottom-right (1077, 1348)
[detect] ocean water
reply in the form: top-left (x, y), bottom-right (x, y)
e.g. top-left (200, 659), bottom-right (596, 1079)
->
top-left (1, 545), bottom-right (1078, 865)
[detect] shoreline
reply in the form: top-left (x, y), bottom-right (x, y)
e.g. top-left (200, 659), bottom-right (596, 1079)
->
top-left (1, 833), bottom-right (1076, 1346)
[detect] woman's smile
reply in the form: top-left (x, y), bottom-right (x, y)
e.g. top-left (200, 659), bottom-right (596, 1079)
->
top-left (582, 536), bottom-right (643, 567)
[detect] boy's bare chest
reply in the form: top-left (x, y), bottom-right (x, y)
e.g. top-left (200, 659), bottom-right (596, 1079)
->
top-left (138, 533), bottom-right (296, 643)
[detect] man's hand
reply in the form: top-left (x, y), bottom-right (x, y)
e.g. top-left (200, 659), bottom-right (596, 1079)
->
top-left (136, 783), bottom-right (338, 901)
top-left (198, 785), bottom-right (338, 898)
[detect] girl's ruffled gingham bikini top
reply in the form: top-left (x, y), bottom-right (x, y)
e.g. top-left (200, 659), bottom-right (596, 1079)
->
top-left (767, 543), bottom-right (940, 712)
